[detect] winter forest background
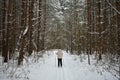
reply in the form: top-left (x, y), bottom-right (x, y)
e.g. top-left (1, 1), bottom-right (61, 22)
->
top-left (0, 0), bottom-right (120, 80)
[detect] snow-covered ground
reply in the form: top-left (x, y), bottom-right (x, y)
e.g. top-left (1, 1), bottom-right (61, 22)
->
top-left (0, 50), bottom-right (118, 80)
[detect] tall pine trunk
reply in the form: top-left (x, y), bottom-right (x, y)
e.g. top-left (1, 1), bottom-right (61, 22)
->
top-left (116, 1), bottom-right (120, 57)
top-left (97, 0), bottom-right (102, 60)
top-left (28, 0), bottom-right (34, 55)
top-left (40, 0), bottom-right (46, 50)
top-left (5, 0), bottom-right (12, 62)
top-left (18, 0), bottom-right (27, 65)
top-left (37, 0), bottom-right (42, 52)
top-left (2, 0), bottom-right (7, 62)
top-left (87, 0), bottom-right (91, 65)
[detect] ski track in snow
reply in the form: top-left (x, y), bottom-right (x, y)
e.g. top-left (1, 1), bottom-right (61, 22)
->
top-left (28, 51), bottom-right (117, 80)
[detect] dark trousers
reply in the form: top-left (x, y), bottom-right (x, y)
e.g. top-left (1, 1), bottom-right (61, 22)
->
top-left (58, 58), bottom-right (62, 67)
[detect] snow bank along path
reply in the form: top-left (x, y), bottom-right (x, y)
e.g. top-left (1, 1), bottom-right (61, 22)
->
top-left (28, 50), bottom-right (117, 80)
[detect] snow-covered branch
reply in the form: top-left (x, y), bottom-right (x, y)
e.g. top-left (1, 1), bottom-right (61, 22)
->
top-left (106, 0), bottom-right (120, 14)
top-left (23, 26), bottom-right (29, 36)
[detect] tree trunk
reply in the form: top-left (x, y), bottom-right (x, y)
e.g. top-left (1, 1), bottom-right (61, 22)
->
top-left (40, 0), bottom-right (46, 50)
top-left (2, 0), bottom-right (7, 62)
top-left (97, 0), bottom-right (102, 60)
top-left (28, 0), bottom-right (34, 55)
top-left (5, 0), bottom-right (12, 62)
top-left (37, 0), bottom-right (42, 52)
top-left (18, 0), bottom-right (27, 65)
top-left (116, 1), bottom-right (120, 56)
top-left (87, 0), bottom-right (91, 65)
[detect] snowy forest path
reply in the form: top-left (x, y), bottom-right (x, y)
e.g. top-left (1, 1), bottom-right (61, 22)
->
top-left (28, 51), bottom-right (115, 80)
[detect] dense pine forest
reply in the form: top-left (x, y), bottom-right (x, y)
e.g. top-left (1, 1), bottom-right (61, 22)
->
top-left (0, 0), bottom-right (120, 80)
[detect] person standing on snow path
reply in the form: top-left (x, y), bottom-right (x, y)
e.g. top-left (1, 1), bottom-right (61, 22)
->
top-left (56, 49), bottom-right (63, 67)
